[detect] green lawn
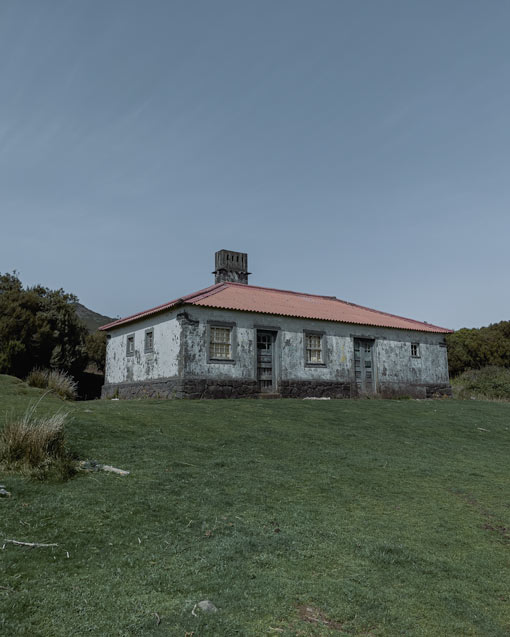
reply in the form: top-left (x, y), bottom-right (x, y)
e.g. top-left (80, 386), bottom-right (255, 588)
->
top-left (1, 374), bottom-right (509, 636)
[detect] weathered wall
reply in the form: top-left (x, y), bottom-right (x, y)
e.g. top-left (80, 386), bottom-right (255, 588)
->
top-left (179, 306), bottom-right (450, 396)
top-left (103, 304), bottom-right (450, 398)
top-left (104, 310), bottom-right (181, 385)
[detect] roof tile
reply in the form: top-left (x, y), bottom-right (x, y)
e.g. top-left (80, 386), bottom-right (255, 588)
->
top-left (100, 282), bottom-right (452, 333)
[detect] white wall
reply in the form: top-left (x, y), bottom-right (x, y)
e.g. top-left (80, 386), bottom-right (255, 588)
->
top-left (104, 310), bottom-right (181, 384)
top-left (104, 304), bottom-right (449, 391)
top-left (180, 306), bottom-right (449, 388)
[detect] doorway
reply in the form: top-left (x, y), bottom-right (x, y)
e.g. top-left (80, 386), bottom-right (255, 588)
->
top-left (353, 339), bottom-right (375, 394)
top-left (257, 331), bottom-right (276, 393)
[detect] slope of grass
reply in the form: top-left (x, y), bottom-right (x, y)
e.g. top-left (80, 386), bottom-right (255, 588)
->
top-left (0, 374), bottom-right (509, 636)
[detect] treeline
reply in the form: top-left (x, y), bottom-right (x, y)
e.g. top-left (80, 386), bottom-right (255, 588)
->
top-left (0, 272), bottom-right (106, 382)
top-left (446, 321), bottom-right (510, 377)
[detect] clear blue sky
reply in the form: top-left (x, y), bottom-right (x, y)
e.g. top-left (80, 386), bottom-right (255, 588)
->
top-left (1, 0), bottom-right (509, 329)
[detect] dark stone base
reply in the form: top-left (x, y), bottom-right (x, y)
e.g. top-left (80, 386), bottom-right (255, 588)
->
top-left (378, 382), bottom-right (452, 399)
top-left (102, 378), bottom-right (452, 400)
top-left (425, 384), bottom-right (453, 398)
top-left (101, 378), bottom-right (183, 399)
top-left (279, 380), bottom-right (352, 399)
top-left (181, 379), bottom-right (258, 399)
top-left (101, 378), bottom-right (259, 400)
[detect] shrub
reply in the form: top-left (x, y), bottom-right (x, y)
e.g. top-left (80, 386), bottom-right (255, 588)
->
top-left (85, 331), bottom-right (107, 373)
top-left (46, 370), bottom-right (78, 400)
top-left (451, 366), bottom-right (510, 400)
top-left (26, 368), bottom-right (78, 400)
top-left (446, 321), bottom-right (510, 376)
top-left (0, 271), bottom-right (87, 379)
top-left (0, 401), bottom-right (76, 480)
top-left (26, 368), bottom-right (50, 389)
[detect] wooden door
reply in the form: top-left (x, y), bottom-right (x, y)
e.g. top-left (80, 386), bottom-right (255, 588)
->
top-left (354, 339), bottom-right (375, 394)
top-left (257, 331), bottom-right (274, 393)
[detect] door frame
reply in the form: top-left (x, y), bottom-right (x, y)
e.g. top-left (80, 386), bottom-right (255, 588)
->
top-left (254, 327), bottom-right (280, 393)
top-left (352, 337), bottom-right (377, 395)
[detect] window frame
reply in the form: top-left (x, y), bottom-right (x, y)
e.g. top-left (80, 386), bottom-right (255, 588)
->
top-left (144, 328), bottom-right (154, 353)
top-left (207, 320), bottom-right (237, 364)
top-left (411, 342), bottom-right (420, 358)
top-left (126, 333), bottom-right (135, 357)
top-left (304, 330), bottom-right (327, 367)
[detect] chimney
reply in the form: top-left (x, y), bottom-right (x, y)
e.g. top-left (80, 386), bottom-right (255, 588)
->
top-left (213, 250), bottom-right (250, 285)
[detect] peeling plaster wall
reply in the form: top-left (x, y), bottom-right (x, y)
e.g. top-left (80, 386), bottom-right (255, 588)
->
top-left (376, 338), bottom-right (447, 385)
top-left (104, 310), bottom-right (181, 384)
top-left (179, 306), bottom-right (450, 391)
top-left (178, 309), bottom-right (255, 380)
top-left (103, 304), bottom-right (449, 397)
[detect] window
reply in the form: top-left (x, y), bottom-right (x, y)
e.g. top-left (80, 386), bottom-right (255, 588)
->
top-left (126, 334), bottom-right (135, 356)
top-left (411, 343), bottom-right (420, 358)
top-left (209, 326), bottom-right (232, 360)
top-left (144, 329), bottom-right (154, 352)
top-left (305, 332), bottom-right (325, 365)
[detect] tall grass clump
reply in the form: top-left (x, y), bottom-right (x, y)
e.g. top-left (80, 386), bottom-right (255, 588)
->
top-left (0, 400), bottom-right (76, 480)
top-left (26, 368), bottom-right (78, 400)
top-left (451, 365), bottom-right (510, 400)
top-left (26, 368), bottom-right (49, 389)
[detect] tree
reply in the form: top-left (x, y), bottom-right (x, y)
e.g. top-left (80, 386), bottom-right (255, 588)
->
top-left (0, 272), bottom-right (88, 379)
top-left (85, 331), bottom-right (107, 373)
top-left (446, 321), bottom-right (510, 376)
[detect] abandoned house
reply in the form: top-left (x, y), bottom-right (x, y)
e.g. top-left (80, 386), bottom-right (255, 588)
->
top-left (100, 250), bottom-right (452, 399)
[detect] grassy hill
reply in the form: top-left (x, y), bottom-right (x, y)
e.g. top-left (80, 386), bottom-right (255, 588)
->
top-left (0, 375), bottom-right (509, 636)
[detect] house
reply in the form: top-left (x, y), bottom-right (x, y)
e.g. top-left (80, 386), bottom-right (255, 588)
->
top-left (99, 250), bottom-right (452, 399)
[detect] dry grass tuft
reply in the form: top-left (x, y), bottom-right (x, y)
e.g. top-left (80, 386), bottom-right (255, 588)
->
top-left (26, 368), bottom-right (78, 400)
top-left (26, 368), bottom-right (48, 389)
top-left (0, 399), bottom-right (76, 480)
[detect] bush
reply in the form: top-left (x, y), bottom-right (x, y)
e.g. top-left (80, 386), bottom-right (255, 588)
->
top-left (46, 370), bottom-right (78, 400)
top-left (446, 321), bottom-right (510, 376)
top-left (451, 366), bottom-right (510, 400)
top-left (26, 368), bottom-right (78, 400)
top-left (0, 271), bottom-right (87, 379)
top-left (85, 331), bottom-right (107, 373)
top-left (0, 401), bottom-right (76, 480)
top-left (26, 368), bottom-right (49, 389)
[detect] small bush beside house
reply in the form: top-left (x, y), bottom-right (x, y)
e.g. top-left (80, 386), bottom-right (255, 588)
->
top-left (27, 368), bottom-right (78, 400)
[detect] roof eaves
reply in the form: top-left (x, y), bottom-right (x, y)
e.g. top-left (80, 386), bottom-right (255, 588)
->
top-left (194, 302), bottom-right (453, 333)
top-left (98, 298), bottom-right (183, 331)
top-left (208, 282), bottom-right (452, 332)
top-left (98, 282), bottom-right (227, 331)
top-left (330, 297), bottom-right (453, 333)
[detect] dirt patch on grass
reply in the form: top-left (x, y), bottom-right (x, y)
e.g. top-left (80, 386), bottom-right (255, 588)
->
top-left (297, 605), bottom-right (345, 631)
top-left (452, 489), bottom-right (510, 542)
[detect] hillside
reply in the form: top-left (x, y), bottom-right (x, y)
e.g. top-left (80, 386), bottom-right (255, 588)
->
top-left (1, 375), bottom-right (509, 636)
top-left (73, 302), bottom-right (114, 332)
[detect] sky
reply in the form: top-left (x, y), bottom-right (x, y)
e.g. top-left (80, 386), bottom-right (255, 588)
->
top-left (1, 0), bottom-right (509, 330)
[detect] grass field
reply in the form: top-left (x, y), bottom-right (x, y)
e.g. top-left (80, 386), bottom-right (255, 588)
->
top-left (0, 374), bottom-right (509, 636)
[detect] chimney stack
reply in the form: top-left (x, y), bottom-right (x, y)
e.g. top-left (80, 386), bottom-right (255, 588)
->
top-left (213, 250), bottom-right (250, 285)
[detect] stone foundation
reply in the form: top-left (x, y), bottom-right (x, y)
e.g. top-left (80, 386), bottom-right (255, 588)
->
top-left (101, 378), bottom-right (259, 400)
top-left (101, 378), bottom-right (183, 399)
top-left (181, 379), bottom-right (258, 399)
top-left (425, 384), bottom-right (453, 398)
top-left (279, 380), bottom-right (352, 398)
top-left (102, 378), bottom-right (452, 400)
top-left (378, 382), bottom-right (452, 399)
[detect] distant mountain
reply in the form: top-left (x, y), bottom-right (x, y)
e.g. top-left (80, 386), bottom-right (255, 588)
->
top-left (74, 303), bottom-right (114, 332)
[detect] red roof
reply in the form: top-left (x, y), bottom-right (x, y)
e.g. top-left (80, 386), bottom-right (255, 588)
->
top-left (99, 282), bottom-right (452, 334)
